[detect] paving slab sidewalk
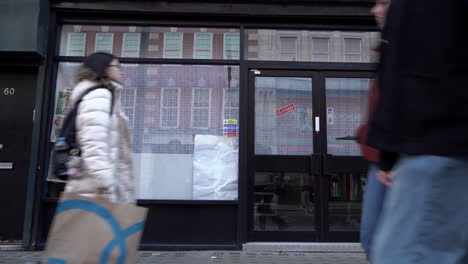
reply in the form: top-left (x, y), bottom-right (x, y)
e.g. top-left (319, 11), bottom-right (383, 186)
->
top-left (0, 250), bottom-right (367, 264)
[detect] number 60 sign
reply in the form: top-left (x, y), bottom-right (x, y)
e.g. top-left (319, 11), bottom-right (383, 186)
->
top-left (3, 88), bottom-right (15, 96)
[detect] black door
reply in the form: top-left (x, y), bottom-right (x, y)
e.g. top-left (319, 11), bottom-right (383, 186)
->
top-left (248, 69), bottom-right (324, 241)
top-left (247, 69), bottom-right (372, 242)
top-left (0, 67), bottom-right (37, 243)
top-left (320, 71), bottom-right (373, 241)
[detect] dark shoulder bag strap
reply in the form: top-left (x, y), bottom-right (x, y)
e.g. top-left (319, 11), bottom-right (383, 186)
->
top-left (73, 85), bottom-right (115, 115)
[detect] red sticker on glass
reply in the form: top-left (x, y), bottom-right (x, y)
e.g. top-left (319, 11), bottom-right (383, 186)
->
top-left (275, 104), bottom-right (296, 116)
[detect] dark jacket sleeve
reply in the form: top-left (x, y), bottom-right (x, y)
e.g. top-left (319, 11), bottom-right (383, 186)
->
top-left (378, 151), bottom-right (399, 172)
top-left (355, 77), bottom-right (380, 163)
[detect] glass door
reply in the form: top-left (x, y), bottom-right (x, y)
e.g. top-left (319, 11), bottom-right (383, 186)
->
top-left (321, 72), bottom-right (374, 241)
top-left (247, 70), bottom-right (373, 242)
top-left (248, 70), bottom-right (324, 241)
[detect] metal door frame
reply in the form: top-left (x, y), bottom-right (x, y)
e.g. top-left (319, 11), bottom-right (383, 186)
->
top-left (319, 71), bottom-right (373, 242)
top-left (247, 68), bottom-right (373, 242)
top-left (247, 69), bottom-right (325, 241)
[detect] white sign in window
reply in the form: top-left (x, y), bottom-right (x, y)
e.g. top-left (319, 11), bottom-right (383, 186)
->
top-left (160, 88), bottom-right (180, 128)
top-left (344, 38), bottom-right (362, 62)
top-left (224, 33), bottom-right (240, 60)
top-left (311, 37), bottom-right (330, 62)
top-left (67, 33), bottom-right (86, 56)
top-left (191, 88), bottom-right (211, 129)
top-left (193, 33), bottom-right (213, 59)
top-left (163, 32), bottom-right (183, 58)
top-left (279, 36), bottom-right (298, 61)
top-left (122, 33), bottom-right (141, 57)
top-left (95, 33), bottom-right (114, 53)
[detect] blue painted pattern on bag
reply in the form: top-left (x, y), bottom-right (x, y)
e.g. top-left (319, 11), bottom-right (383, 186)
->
top-left (47, 199), bottom-right (145, 264)
top-left (47, 258), bottom-right (67, 264)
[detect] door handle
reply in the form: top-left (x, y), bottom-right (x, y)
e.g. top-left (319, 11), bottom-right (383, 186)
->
top-left (323, 154), bottom-right (333, 173)
top-left (0, 162), bottom-right (13, 170)
top-left (314, 117), bottom-right (320, 133)
top-left (310, 153), bottom-right (323, 176)
top-left (335, 136), bottom-right (357, 141)
top-left (310, 154), bottom-right (334, 177)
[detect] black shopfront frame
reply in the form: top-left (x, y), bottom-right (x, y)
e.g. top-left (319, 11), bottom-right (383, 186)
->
top-left (29, 1), bottom-right (377, 250)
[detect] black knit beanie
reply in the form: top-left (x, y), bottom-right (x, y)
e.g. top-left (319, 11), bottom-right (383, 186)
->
top-left (82, 52), bottom-right (116, 78)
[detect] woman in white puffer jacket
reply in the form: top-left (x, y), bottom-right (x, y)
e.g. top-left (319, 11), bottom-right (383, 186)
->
top-left (64, 52), bottom-right (135, 204)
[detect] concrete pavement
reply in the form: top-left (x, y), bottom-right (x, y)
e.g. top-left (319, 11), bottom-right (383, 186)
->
top-left (0, 250), bottom-right (367, 264)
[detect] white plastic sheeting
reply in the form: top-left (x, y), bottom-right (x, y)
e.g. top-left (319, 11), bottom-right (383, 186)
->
top-left (193, 135), bottom-right (238, 200)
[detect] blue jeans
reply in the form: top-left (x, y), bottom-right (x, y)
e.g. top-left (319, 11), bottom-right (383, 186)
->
top-left (372, 155), bottom-right (468, 264)
top-left (360, 164), bottom-right (387, 260)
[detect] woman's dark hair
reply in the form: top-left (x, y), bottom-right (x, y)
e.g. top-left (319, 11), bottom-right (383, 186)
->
top-left (75, 52), bottom-right (117, 83)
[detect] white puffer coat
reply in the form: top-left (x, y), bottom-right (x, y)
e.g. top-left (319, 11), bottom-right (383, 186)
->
top-left (64, 80), bottom-right (136, 204)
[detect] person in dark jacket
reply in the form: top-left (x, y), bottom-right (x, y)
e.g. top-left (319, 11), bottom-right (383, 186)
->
top-left (357, 1), bottom-right (391, 260)
top-left (367, 0), bottom-right (468, 263)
